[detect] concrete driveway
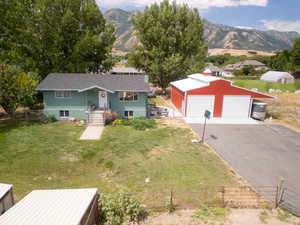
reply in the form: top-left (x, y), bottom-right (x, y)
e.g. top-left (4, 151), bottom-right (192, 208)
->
top-left (190, 124), bottom-right (300, 193)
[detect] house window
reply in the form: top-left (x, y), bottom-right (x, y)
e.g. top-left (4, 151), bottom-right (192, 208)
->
top-left (59, 110), bottom-right (69, 118)
top-left (55, 91), bottom-right (71, 98)
top-left (119, 92), bottom-right (138, 101)
top-left (124, 110), bottom-right (134, 118)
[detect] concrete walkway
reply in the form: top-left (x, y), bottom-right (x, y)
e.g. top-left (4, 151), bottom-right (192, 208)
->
top-left (80, 126), bottom-right (104, 140)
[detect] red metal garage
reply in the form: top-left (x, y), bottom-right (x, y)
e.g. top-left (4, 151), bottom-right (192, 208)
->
top-left (170, 73), bottom-right (273, 118)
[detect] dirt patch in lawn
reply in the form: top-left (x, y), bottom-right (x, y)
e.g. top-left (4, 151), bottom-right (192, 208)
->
top-left (60, 154), bottom-right (79, 162)
top-left (148, 147), bottom-right (170, 159)
top-left (158, 118), bottom-right (190, 129)
top-left (144, 208), bottom-right (300, 225)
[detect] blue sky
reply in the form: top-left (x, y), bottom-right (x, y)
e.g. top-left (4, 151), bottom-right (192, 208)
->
top-left (98, 0), bottom-right (300, 32)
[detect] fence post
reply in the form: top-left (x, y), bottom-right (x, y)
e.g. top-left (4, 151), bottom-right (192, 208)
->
top-left (275, 179), bottom-right (284, 208)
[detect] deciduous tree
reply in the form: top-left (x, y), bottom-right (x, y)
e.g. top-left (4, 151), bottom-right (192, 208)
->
top-left (128, 0), bottom-right (207, 91)
top-left (1, 0), bottom-right (116, 79)
top-left (0, 64), bottom-right (38, 117)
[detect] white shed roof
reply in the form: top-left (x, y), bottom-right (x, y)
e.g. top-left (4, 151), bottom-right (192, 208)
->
top-left (171, 78), bottom-right (208, 92)
top-left (261, 71), bottom-right (294, 82)
top-left (0, 188), bottom-right (97, 225)
top-left (188, 74), bottom-right (221, 83)
top-left (171, 73), bottom-right (223, 92)
top-left (0, 183), bottom-right (12, 200)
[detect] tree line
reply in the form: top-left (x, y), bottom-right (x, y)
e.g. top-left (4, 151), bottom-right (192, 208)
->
top-left (0, 0), bottom-right (116, 116)
top-left (1, 0), bottom-right (208, 116)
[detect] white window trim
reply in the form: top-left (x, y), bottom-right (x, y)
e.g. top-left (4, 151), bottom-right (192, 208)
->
top-left (124, 110), bottom-right (134, 118)
top-left (119, 92), bottom-right (138, 102)
top-left (59, 110), bottom-right (70, 118)
top-left (55, 91), bottom-right (72, 99)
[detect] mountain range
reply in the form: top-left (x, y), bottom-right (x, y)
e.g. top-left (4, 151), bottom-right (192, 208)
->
top-left (103, 8), bottom-right (300, 53)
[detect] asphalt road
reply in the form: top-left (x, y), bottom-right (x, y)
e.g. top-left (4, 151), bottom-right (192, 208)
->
top-left (190, 124), bottom-right (300, 193)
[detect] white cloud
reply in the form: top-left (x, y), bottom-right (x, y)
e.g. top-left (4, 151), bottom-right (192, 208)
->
top-left (262, 19), bottom-right (300, 33)
top-left (97, 0), bottom-right (268, 9)
top-left (235, 26), bottom-right (255, 30)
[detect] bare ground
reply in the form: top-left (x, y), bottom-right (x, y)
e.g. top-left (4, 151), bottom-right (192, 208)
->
top-left (265, 93), bottom-right (300, 132)
top-left (144, 209), bottom-right (300, 225)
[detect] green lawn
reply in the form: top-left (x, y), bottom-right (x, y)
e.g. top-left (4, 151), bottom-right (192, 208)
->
top-left (0, 120), bottom-right (237, 208)
top-left (232, 79), bottom-right (300, 93)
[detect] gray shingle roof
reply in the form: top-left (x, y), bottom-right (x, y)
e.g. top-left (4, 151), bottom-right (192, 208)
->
top-left (36, 73), bottom-right (149, 92)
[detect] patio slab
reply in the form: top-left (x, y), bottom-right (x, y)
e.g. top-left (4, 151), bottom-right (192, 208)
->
top-left (80, 126), bottom-right (104, 140)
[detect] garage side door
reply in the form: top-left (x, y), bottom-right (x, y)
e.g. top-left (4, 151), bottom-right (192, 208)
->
top-left (222, 95), bottom-right (251, 118)
top-left (186, 95), bottom-right (215, 118)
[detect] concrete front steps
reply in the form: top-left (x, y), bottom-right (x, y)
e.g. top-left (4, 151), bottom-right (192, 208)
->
top-left (88, 111), bottom-right (105, 126)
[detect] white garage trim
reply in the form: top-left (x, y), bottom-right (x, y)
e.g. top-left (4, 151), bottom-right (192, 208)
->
top-left (186, 95), bottom-right (215, 118)
top-left (222, 95), bottom-right (251, 118)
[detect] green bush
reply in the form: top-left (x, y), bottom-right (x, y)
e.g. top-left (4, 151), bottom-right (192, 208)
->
top-left (99, 190), bottom-right (147, 225)
top-left (47, 115), bottom-right (57, 123)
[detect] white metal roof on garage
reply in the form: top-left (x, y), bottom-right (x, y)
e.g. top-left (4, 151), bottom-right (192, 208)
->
top-left (0, 183), bottom-right (12, 200)
top-left (170, 78), bottom-right (208, 92)
top-left (170, 73), bottom-right (221, 92)
top-left (188, 73), bottom-right (221, 83)
top-left (0, 188), bottom-right (97, 225)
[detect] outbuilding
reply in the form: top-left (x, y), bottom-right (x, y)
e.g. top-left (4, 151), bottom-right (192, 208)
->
top-left (0, 183), bottom-right (14, 216)
top-left (261, 71), bottom-right (295, 84)
top-left (0, 188), bottom-right (99, 225)
top-left (171, 73), bottom-right (273, 118)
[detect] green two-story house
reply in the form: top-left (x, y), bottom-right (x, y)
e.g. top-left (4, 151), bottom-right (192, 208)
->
top-left (36, 73), bottom-right (149, 121)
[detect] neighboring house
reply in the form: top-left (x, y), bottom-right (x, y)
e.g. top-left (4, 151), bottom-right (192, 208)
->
top-left (110, 67), bottom-right (146, 75)
top-left (36, 73), bottom-right (149, 120)
top-left (224, 60), bottom-right (268, 71)
top-left (205, 63), bottom-right (223, 76)
top-left (170, 73), bottom-right (273, 118)
top-left (205, 63), bottom-right (234, 77)
top-left (0, 188), bottom-right (99, 225)
top-left (261, 71), bottom-right (295, 84)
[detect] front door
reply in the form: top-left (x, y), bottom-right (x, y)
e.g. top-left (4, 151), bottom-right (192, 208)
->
top-left (99, 91), bottom-right (108, 109)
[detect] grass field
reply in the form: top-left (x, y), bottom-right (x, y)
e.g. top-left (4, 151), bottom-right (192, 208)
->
top-left (232, 79), bottom-right (300, 93)
top-left (265, 93), bottom-right (300, 131)
top-left (0, 120), bottom-right (238, 208)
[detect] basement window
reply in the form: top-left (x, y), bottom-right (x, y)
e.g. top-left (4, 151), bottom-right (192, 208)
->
top-left (59, 110), bottom-right (69, 118)
top-left (124, 111), bottom-right (134, 118)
